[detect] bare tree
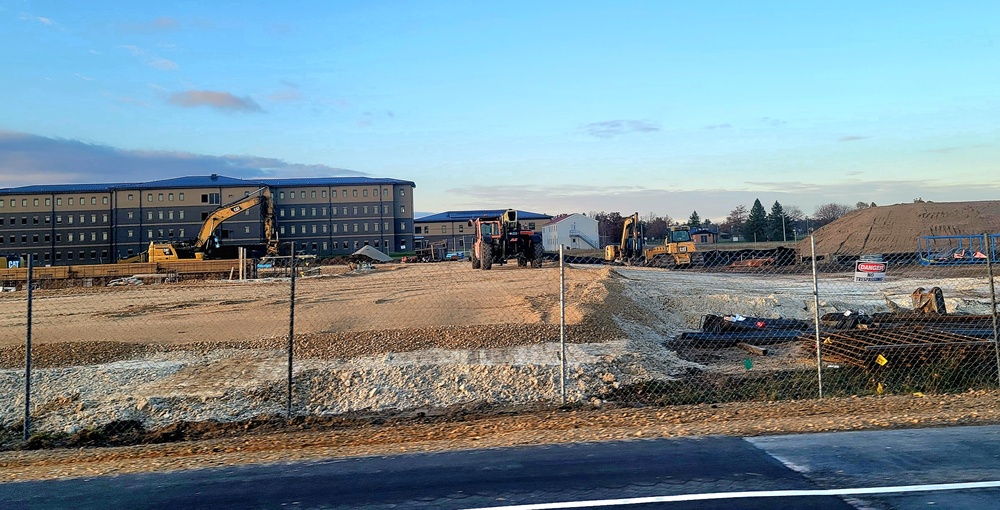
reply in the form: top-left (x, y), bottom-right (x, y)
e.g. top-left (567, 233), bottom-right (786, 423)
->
top-left (784, 205), bottom-right (804, 223)
top-left (813, 203), bottom-right (853, 225)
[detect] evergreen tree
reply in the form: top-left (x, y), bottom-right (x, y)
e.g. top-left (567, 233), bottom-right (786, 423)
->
top-left (687, 211), bottom-right (701, 228)
top-left (744, 199), bottom-right (768, 242)
top-left (766, 201), bottom-right (791, 242)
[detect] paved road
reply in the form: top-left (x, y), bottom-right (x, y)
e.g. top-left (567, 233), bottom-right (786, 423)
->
top-left (2, 425), bottom-right (998, 509)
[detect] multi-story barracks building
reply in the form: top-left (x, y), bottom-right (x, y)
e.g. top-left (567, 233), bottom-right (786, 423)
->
top-left (0, 174), bottom-right (416, 265)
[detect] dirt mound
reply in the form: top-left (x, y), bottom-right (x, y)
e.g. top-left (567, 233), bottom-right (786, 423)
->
top-left (798, 200), bottom-right (1000, 256)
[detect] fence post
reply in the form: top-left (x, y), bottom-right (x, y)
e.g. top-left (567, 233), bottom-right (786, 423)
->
top-left (811, 235), bottom-right (823, 398)
top-left (985, 233), bottom-right (1000, 387)
top-left (559, 245), bottom-right (566, 404)
top-left (287, 244), bottom-right (296, 419)
top-left (23, 257), bottom-right (33, 441)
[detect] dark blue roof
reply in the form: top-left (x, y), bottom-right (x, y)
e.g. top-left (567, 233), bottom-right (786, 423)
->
top-left (416, 210), bottom-right (552, 222)
top-left (0, 174), bottom-right (415, 194)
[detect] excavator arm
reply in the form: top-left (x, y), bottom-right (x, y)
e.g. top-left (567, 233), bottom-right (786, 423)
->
top-left (196, 187), bottom-right (273, 251)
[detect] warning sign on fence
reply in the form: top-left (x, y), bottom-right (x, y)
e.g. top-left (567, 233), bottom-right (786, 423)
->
top-left (854, 260), bottom-right (887, 282)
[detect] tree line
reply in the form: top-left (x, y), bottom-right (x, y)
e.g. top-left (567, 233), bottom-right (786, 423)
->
top-left (589, 201), bottom-right (876, 244)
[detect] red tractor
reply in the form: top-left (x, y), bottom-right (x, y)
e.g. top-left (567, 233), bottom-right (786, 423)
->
top-left (469, 209), bottom-right (545, 270)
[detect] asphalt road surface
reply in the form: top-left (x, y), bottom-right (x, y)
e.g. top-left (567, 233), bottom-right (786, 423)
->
top-left (2, 425), bottom-right (998, 509)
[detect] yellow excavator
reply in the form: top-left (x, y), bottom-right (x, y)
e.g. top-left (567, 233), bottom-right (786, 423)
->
top-left (605, 213), bottom-right (697, 268)
top-left (122, 186), bottom-right (279, 263)
top-left (605, 213), bottom-right (645, 265)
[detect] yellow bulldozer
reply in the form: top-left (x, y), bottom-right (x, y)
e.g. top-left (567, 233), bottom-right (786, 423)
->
top-left (605, 213), bottom-right (697, 268)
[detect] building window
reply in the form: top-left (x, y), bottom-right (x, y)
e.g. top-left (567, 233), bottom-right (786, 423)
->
top-left (279, 191), bottom-right (285, 199)
top-left (147, 212), bottom-right (154, 220)
top-left (400, 221), bottom-right (405, 231)
top-left (245, 226), bottom-right (251, 234)
top-left (311, 207), bottom-right (317, 216)
top-left (363, 223), bottom-right (369, 232)
top-left (280, 226), bottom-right (286, 235)
top-left (342, 207), bottom-right (347, 215)
top-left (127, 194), bottom-right (133, 201)
top-left (384, 222), bottom-right (389, 230)
top-left (102, 232), bottom-right (108, 241)
top-left (91, 197), bottom-right (97, 205)
top-left (102, 214), bottom-right (108, 222)
top-left (127, 230), bottom-right (134, 238)
top-left (400, 205), bottom-right (406, 213)
top-left (384, 205), bottom-right (389, 214)
top-left (168, 211), bottom-right (174, 220)
top-left (383, 189), bottom-right (388, 197)
top-left (352, 189), bottom-right (358, 197)
top-left (363, 189), bottom-right (368, 197)
top-left (332, 224), bottom-right (337, 233)
top-left (290, 209), bottom-right (295, 217)
top-left (91, 214), bottom-right (97, 223)
top-left (179, 211), bottom-right (184, 219)
top-left (179, 228), bottom-right (185, 237)
top-left (323, 224), bottom-right (328, 233)
top-left (458, 225), bottom-right (464, 233)
top-left (374, 223), bottom-right (379, 232)
top-left (103, 196), bottom-right (109, 205)
top-left (321, 207), bottom-right (327, 215)
top-left (300, 207), bottom-right (306, 216)
top-left (147, 194), bottom-right (153, 203)
top-left (68, 233), bottom-right (74, 242)
top-left (291, 226), bottom-right (296, 234)
top-left (331, 190), bottom-right (336, 198)
top-left (353, 223), bottom-right (358, 232)
top-left (290, 191), bottom-right (296, 199)
top-left (280, 209), bottom-right (286, 217)
top-left (441, 225), bottom-right (447, 234)
top-left (353, 206), bottom-right (358, 215)
top-left (201, 193), bottom-right (220, 204)
top-left (179, 193), bottom-right (185, 201)
top-left (311, 191), bottom-right (316, 198)
top-left (363, 206), bottom-right (368, 214)
top-left (399, 188), bottom-right (405, 196)
top-left (127, 212), bottom-right (134, 219)
top-left (168, 193), bottom-right (174, 201)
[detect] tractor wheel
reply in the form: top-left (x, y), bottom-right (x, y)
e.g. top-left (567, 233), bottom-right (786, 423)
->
top-left (531, 244), bottom-right (544, 268)
top-left (481, 244), bottom-right (493, 270)
top-left (471, 248), bottom-right (481, 269)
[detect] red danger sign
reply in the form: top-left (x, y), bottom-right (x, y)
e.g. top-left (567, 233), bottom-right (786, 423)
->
top-left (857, 262), bottom-right (886, 272)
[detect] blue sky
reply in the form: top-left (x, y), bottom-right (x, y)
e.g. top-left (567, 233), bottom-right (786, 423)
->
top-left (1, 1), bottom-right (997, 221)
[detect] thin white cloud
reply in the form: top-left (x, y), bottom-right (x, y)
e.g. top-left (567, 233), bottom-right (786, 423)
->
top-left (120, 44), bottom-right (179, 71)
top-left (580, 120), bottom-right (660, 138)
top-left (19, 13), bottom-right (53, 26)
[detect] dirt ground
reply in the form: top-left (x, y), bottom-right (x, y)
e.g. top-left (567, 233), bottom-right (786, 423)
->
top-left (2, 390), bottom-right (998, 482)
top-left (2, 260), bottom-right (1000, 481)
top-left (799, 200), bottom-right (1000, 255)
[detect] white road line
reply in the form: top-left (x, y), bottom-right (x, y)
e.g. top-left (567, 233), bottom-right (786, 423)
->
top-left (462, 480), bottom-right (1000, 509)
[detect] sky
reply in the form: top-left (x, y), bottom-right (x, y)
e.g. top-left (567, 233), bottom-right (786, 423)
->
top-left (1, 1), bottom-right (998, 222)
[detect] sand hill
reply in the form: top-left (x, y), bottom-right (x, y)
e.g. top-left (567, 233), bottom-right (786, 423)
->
top-left (798, 200), bottom-right (1000, 256)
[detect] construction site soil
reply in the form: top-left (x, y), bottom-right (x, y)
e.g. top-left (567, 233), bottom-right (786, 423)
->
top-left (799, 200), bottom-right (1000, 256)
top-left (1, 254), bottom-right (999, 481)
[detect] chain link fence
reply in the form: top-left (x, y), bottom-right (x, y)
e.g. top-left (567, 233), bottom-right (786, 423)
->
top-left (2, 235), bottom-right (998, 449)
